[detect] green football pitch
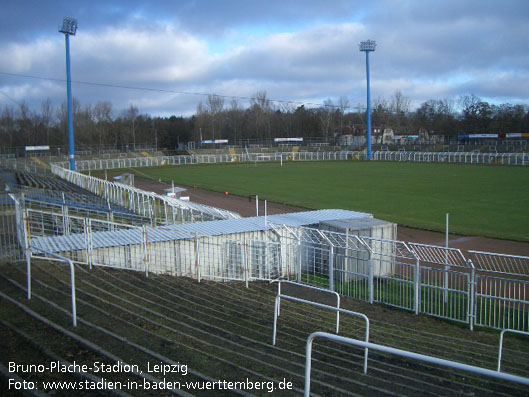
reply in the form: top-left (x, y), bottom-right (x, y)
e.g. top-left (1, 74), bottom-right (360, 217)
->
top-left (99, 161), bottom-right (529, 242)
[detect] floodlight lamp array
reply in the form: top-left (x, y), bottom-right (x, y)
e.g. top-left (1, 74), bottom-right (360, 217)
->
top-left (359, 40), bottom-right (376, 52)
top-left (59, 17), bottom-right (78, 35)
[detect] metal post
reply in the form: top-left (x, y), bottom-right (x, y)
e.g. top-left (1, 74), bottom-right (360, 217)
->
top-left (469, 262), bottom-right (475, 331)
top-left (277, 282), bottom-right (281, 317)
top-left (444, 213), bottom-right (449, 304)
top-left (142, 225), bottom-right (149, 278)
top-left (304, 335), bottom-right (313, 397)
top-left (26, 248), bottom-right (32, 300)
top-left (367, 250), bottom-right (375, 303)
top-left (366, 50), bottom-right (372, 160)
top-left (69, 258), bottom-right (77, 327)
top-left (244, 239), bottom-right (249, 289)
top-left (22, 209), bottom-right (32, 300)
top-left (414, 257), bottom-right (420, 315)
top-left (329, 245), bottom-right (334, 292)
top-left (256, 195), bottom-right (259, 217)
top-left (64, 34), bottom-right (76, 171)
top-left (273, 296), bottom-right (279, 345)
top-left (88, 218), bottom-right (93, 269)
top-left (83, 218), bottom-right (89, 269)
top-left (194, 233), bottom-right (201, 283)
top-left (360, 40), bottom-right (376, 160)
top-left (297, 241), bottom-right (302, 283)
top-left (264, 200), bottom-right (267, 227)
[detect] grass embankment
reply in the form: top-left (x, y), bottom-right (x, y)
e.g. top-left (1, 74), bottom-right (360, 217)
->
top-left (93, 161), bottom-right (529, 242)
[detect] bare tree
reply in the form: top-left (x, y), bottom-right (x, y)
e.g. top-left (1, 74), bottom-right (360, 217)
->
top-left (319, 98), bottom-right (334, 140)
top-left (458, 94), bottom-right (493, 133)
top-left (389, 90), bottom-right (411, 134)
top-left (389, 89), bottom-right (411, 114)
top-left (195, 101), bottom-right (207, 142)
top-left (250, 91), bottom-right (272, 140)
top-left (17, 101), bottom-right (35, 146)
top-left (124, 104), bottom-right (139, 150)
top-left (206, 94), bottom-right (224, 140)
top-left (372, 97), bottom-right (391, 129)
top-left (226, 99), bottom-right (243, 143)
top-left (40, 98), bottom-right (55, 146)
top-left (281, 102), bottom-right (296, 137)
top-left (93, 101), bottom-right (113, 146)
top-left (0, 106), bottom-right (15, 148)
top-left (337, 96), bottom-right (349, 134)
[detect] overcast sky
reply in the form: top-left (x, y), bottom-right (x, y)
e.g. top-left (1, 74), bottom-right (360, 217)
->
top-left (1, 0), bottom-right (528, 117)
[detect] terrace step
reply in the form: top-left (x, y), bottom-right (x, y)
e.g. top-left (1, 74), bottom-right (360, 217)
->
top-left (0, 269), bottom-right (235, 396)
top-left (67, 264), bottom-right (529, 392)
top-left (0, 280), bottom-right (198, 396)
top-left (11, 263), bottom-right (362, 396)
top-left (1, 261), bottom-right (529, 396)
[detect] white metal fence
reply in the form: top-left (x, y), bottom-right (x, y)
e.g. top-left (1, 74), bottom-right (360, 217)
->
top-left (50, 164), bottom-right (239, 224)
top-left (372, 151), bottom-right (528, 165)
top-left (50, 150), bottom-right (529, 172)
top-left (470, 251), bottom-right (529, 331)
top-left (12, 206), bottom-right (528, 333)
top-left (304, 332), bottom-right (529, 397)
top-left (0, 192), bottom-right (25, 262)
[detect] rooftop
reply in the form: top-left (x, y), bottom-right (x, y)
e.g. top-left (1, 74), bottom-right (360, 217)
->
top-left (31, 209), bottom-right (372, 253)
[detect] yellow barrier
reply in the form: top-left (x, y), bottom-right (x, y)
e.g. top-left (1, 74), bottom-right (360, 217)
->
top-left (229, 148), bottom-right (239, 162)
top-left (30, 157), bottom-right (50, 169)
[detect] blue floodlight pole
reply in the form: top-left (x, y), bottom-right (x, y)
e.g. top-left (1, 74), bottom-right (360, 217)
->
top-left (59, 17), bottom-right (78, 171)
top-left (360, 40), bottom-right (376, 160)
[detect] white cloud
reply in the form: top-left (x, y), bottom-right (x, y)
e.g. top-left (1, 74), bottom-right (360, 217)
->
top-left (74, 26), bottom-right (212, 83)
top-left (218, 23), bottom-right (365, 83)
top-left (1, 1), bottom-right (529, 115)
top-left (0, 39), bottom-right (59, 73)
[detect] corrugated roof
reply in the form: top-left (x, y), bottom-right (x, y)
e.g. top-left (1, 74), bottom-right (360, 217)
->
top-left (31, 209), bottom-right (372, 254)
top-left (320, 217), bottom-right (394, 231)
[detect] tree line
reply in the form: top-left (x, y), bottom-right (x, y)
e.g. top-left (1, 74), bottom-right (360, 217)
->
top-left (1, 91), bottom-right (528, 152)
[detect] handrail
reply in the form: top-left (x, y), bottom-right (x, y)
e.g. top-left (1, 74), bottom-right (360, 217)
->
top-left (28, 245), bottom-right (77, 327)
top-left (271, 279), bottom-right (341, 332)
top-left (497, 329), bottom-right (529, 372)
top-left (273, 295), bottom-right (369, 374)
top-left (26, 208), bottom-right (139, 229)
top-left (305, 331), bottom-right (529, 397)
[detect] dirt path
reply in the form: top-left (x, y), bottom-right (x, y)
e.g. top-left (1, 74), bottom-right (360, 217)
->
top-left (134, 176), bottom-right (529, 256)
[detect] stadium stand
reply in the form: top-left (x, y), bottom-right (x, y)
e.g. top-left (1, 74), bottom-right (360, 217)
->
top-left (1, 262), bottom-right (528, 396)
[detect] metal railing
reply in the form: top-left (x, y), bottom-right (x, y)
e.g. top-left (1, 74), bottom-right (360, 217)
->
top-left (372, 151), bottom-right (528, 165)
top-left (51, 151), bottom-right (529, 172)
top-left (498, 330), bottom-right (529, 372)
top-left (470, 251), bottom-right (529, 331)
top-left (0, 193), bottom-right (25, 262)
top-left (27, 245), bottom-right (77, 327)
top-left (271, 280), bottom-right (341, 332)
top-left (53, 151), bottom-right (364, 171)
top-left (273, 296), bottom-right (370, 374)
top-left (304, 332), bottom-right (529, 397)
top-left (8, 197), bottom-right (529, 333)
top-left (25, 217), bottom-right (529, 331)
top-left (50, 164), bottom-right (240, 223)
top-left (409, 243), bottom-right (473, 326)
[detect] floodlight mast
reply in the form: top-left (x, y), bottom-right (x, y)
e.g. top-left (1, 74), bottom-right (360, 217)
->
top-left (359, 40), bottom-right (376, 160)
top-left (59, 17), bottom-right (78, 171)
